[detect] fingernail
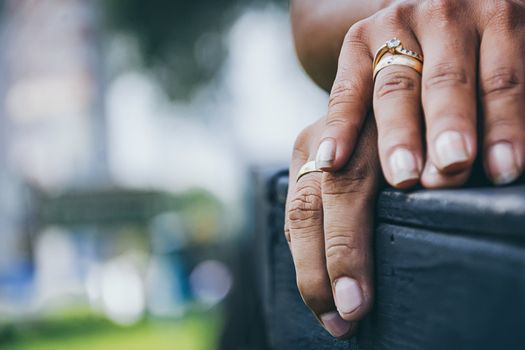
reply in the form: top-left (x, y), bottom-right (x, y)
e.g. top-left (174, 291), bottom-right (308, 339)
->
top-left (316, 138), bottom-right (335, 169)
top-left (489, 142), bottom-right (519, 185)
top-left (435, 131), bottom-right (470, 169)
top-left (426, 161), bottom-right (439, 175)
top-left (334, 277), bottom-right (362, 315)
top-left (423, 160), bottom-right (440, 179)
top-left (320, 311), bottom-right (351, 337)
top-left (389, 148), bottom-right (419, 186)
top-left (420, 160), bottom-right (439, 188)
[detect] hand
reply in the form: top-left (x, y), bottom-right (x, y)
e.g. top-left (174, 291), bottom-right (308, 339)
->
top-left (315, 0), bottom-right (525, 189)
top-left (285, 115), bottom-right (380, 338)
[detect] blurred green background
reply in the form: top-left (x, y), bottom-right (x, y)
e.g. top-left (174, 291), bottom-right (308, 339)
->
top-left (2, 310), bottom-right (219, 350)
top-left (0, 0), bottom-right (326, 348)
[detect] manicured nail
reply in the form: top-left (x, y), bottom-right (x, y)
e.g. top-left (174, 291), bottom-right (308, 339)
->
top-left (426, 161), bottom-right (439, 175)
top-left (420, 161), bottom-right (440, 188)
top-left (489, 142), bottom-right (519, 185)
top-left (435, 131), bottom-right (469, 169)
top-left (320, 311), bottom-right (351, 337)
top-left (316, 138), bottom-right (335, 170)
top-left (389, 148), bottom-right (419, 186)
top-left (334, 277), bottom-right (362, 315)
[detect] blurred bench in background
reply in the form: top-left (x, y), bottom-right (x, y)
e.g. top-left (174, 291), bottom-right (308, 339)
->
top-left (252, 169), bottom-right (525, 350)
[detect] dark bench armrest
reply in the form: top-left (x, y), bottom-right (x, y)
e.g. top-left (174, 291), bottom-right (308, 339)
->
top-left (259, 170), bottom-right (525, 350)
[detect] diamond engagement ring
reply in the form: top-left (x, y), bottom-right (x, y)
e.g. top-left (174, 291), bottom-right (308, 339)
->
top-left (372, 38), bottom-right (423, 70)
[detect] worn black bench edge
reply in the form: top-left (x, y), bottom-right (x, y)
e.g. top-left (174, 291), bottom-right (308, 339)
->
top-left (263, 169), bottom-right (525, 350)
top-left (273, 170), bottom-right (525, 240)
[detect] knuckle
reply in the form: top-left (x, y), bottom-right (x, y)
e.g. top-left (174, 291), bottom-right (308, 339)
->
top-left (485, 114), bottom-right (524, 135)
top-left (424, 63), bottom-right (469, 89)
top-left (375, 70), bottom-right (418, 99)
top-left (324, 115), bottom-right (360, 140)
top-left (292, 123), bottom-right (316, 159)
top-left (379, 125), bottom-right (419, 150)
top-left (374, 3), bottom-right (415, 28)
top-left (421, 0), bottom-right (459, 21)
top-left (325, 233), bottom-right (358, 262)
top-left (489, 0), bottom-right (514, 19)
top-left (328, 79), bottom-right (364, 110)
top-left (323, 170), bottom-right (371, 201)
top-left (288, 181), bottom-right (323, 224)
top-left (292, 134), bottom-right (310, 160)
top-left (486, 1), bottom-right (524, 30)
top-left (322, 163), bottom-right (371, 196)
top-left (344, 20), bottom-right (369, 48)
top-left (481, 68), bottom-right (523, 98)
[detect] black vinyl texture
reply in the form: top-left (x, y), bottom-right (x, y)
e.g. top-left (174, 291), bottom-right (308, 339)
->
top-left (259, 170), bottom-right (525, 350)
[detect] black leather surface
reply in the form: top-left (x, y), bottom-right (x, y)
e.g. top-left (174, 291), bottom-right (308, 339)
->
top-left (261, 170), bottom-right (525, 350)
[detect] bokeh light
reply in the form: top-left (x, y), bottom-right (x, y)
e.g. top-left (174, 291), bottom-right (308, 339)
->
top-left (0, 0), bottom-right (326, 349)
top-left (190, 260), bottom-right (233, 306)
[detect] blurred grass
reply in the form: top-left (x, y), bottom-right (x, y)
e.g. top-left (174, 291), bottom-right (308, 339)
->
top-left (0, 310), bottom-right (221, 350)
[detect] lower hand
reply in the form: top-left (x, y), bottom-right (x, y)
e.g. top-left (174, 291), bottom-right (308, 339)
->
top-left (285, 115), bottom-right (380, 338)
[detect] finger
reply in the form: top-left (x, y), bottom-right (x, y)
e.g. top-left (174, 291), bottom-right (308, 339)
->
top-left (286, 122), bottom-right (354, 338)
top-left (321, 117), bottom-right (380, 322)
top-left (479, 14), bottom-right (525, 185)
top-left (285, 131), bottom-right (311, 244)
top-left (420, 156), bottom-right (470, 189)
top-left (417, 8), bottom-right (478, 174)
top-left (286, 121), bottom-right (323, 242)
top-left (372, 34), bottom-right (424, 188)
top-left (316, 20), bottom-right (373, 171)
top-left (288, 172), bottom-right (353, 338)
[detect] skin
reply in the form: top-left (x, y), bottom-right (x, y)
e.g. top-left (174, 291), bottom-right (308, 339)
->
top-left (285, 116), bottom-right (380, 338)
top-left (287, 0), bottom-right (525, 338)
top-left (292, 0), bottom-right (525, 188)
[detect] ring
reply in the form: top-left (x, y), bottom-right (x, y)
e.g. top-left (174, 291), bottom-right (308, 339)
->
top-left (296, 160), bottom-right (322, 182)
top-left (373, 38), bottom-right (423, 70)
top-left (373, 55), bottom-right (423, 80)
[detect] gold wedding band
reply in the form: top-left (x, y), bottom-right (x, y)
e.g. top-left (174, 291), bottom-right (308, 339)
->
top-left (373, 38), bottom-right (423, 69)
top-left (296, 160), bottom-right (322, 182)
top-left (373, 55), bottom-right (423, 80)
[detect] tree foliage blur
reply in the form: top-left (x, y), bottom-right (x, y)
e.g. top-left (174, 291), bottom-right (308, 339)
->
top-left (102, 0), bottom-right (286, 100)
